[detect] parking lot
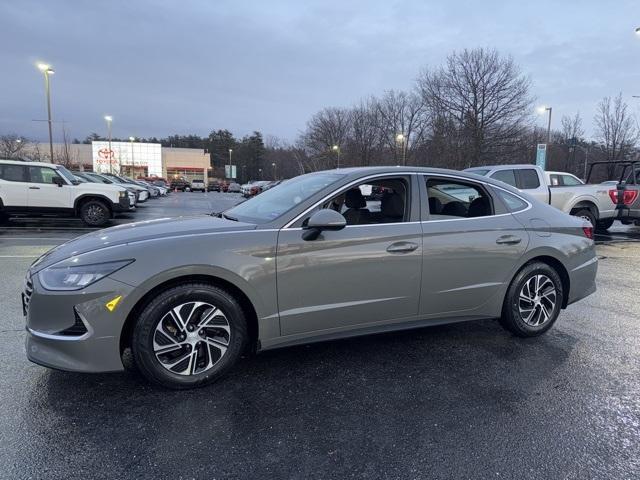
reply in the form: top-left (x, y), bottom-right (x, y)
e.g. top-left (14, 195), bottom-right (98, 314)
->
top-left (1, 192), bottom-right (639, 479)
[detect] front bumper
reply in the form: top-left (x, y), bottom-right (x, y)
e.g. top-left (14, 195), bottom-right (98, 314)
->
top-left (24, 273), bottom-right (134, 373)
top-left (112, 195), bottom-right (135, 213)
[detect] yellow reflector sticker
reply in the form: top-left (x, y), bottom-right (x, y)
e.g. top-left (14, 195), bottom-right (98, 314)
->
top-left (105, 295), bottom-right (122, 312)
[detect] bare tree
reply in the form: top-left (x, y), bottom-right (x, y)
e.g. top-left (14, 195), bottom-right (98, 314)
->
top-left (0, 134), bottom-right (29, 159)
top-left (560, 112), bottom-right (584, 143)
top-left (418, 48), bottom-right (534, 167)
top-left (376, 90), bottom-right (427, 165)
top-left (348, 97), bottom-right (381, 167)
top-left (594, 93), bottom-right (638, 177)
top-left (55, 125), bottom-right (79, 168)
top-left (303, 107), bottom-right (351, 169)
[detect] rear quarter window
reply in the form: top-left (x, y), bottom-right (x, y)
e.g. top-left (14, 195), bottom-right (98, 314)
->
top-left (495, 189), bottom-right (529, 212)
top-left (0, 164), bottom-right (27, 182)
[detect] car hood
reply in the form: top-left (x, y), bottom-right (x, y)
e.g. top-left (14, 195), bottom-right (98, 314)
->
top-left (30, 215), bottom-right (257, 272)
top-left (76, 183), bottom-right (126, 194)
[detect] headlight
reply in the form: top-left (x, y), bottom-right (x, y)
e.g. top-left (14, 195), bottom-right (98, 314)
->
top-left (39, 259), bottom-right (134, 291)
top-left (119, 190), bottom-right (127, 198)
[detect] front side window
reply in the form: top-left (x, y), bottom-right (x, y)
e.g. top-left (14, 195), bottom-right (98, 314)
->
top-left (225, 172), bottom-right (344, 224)
top-left (490, 169), bottom-right (517, 187)
top-left (426, 177), bottom-right (493, 219)
top-left (518, 169), bottom-right (541, 189)
top-left (28, 166), bottom-right (60, 184)
top-left (319, 177), bottom-right (409, 226)
top-left (0, 164), bottom-right (27, 182)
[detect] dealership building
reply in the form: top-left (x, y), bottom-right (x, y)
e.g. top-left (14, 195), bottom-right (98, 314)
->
top-left (26, 141), bottom-right (211, 182)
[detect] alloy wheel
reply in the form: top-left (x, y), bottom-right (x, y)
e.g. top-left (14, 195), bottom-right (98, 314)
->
top-left (153, 301), bottom-right (230, 376)
top-left (86, 204), bottom-right (106, 223)
top-left (518, 274), bottom-right (557, 327)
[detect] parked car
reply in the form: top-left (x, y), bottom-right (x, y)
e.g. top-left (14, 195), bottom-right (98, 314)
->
top-left (241, 180), bottom-right (271, 197)
top-left (207, 181), bottom-right (221, 192)
top-left (227, 182), bottom-right (241, 193)
top-left (0, 160), bottom-right (131, 226)
top-left (75, 172), bottom-right (149, 203)
top-left (465, 164), bottom-right (616, 231)
top-left (23, 166), bottom-right (597, 389)
top-left (137, 179), bottom-right (167, 196)
top-left (586, 160), bottom-right (640, 227)
top-left (190, 179), bottom-right (206, 192)
top-left (170, 179), bottom-right (191, 191)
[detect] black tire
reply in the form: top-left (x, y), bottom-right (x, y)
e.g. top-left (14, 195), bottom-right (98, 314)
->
top-left (572, 208), bottom-right (596, 228)
top-left (0, 211), bottom-right (8, 224)
top-left (79, 199), bottom-right (110, 227)
top-left (131, 283), bottom-right (247, 389)
top-left (595, 218), bottom-right (614, 232)
top-left (499, 261), bottom-right (564, 337)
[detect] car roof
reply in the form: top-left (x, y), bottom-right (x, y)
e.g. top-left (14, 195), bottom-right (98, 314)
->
top-left (465, 164), bottom-right (538, 171)
top-left (0, 159), bottom-right (61, 168)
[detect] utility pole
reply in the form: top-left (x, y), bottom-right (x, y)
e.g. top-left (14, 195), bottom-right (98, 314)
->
top-left (104, 116), bottom-right (113, 173)
top-left (37, 63), bottom-right (55, 162)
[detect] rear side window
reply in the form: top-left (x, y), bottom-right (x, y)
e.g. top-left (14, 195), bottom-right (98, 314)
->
top-left (425, 177), bottom-right (493, 219)
top-left (495, 189), bottom-right (528, 212)
top-left (517, 169), bottom-right (540, 189)
top-left (549, 174), bottom-right (561, 186)
top-left (490, 169), bottom-right (517, 187)
top-left (561, 174), bottom-right (582, 186)
top-left (0, 164), bottom-right (27, 182)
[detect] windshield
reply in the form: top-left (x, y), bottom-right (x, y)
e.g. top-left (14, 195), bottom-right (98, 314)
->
top-left (466, 169), bottom-right (490, 176)
top-left (225, 172), bottom-right (344, 224)
top-left (56, 166), bottom-right (78, 183)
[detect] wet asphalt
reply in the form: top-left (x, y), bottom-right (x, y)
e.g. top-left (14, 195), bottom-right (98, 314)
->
top-left (0, 192), bottom-right (639, 479)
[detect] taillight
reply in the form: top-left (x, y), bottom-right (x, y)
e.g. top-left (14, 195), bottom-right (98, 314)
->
top-left (582, 226), bottom-right (594, 239)
top-left (609, 189), bottom-right (639, 206)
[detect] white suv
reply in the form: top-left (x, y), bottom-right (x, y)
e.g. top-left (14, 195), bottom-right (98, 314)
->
top-left (0, 160), bottom-right (133, 227)
top-left (190, 179), bottom-right (206, 192)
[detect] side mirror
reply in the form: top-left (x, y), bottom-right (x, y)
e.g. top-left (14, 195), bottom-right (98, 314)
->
top-left (302, 209), bottom-right (347, 241)
top-left (52, 176), bottom-right (64, 187)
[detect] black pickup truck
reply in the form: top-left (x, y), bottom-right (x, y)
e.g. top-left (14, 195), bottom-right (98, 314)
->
top-left (587, 160), bottom-right (640, 226)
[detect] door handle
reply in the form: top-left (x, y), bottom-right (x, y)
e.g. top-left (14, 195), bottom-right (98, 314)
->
top-left (29, 186), bottom-right (40, 190)
top-left (496, 235), bottom-right (522, 245)
top-left (386, 241), bottom-right (419, 253)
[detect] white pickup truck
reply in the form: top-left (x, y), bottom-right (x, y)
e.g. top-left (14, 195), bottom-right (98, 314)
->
top-left (464, 164), bottom-right (616, 231)
top-left (0, 159), bottom-right (134, 227)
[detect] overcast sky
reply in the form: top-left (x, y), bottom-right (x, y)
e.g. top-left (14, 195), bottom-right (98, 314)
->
top-left (1, 0), bottom-right (639, 143)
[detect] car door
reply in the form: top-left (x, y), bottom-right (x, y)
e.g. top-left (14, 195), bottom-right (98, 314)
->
top-left (419, 174), bottom-right (529, 319)
top-left (27, 166), bottom-right (72, 209)
top-left (0, 163), bottom-right (28, 207)
top-left (276, 175), bottom-right (423, 336)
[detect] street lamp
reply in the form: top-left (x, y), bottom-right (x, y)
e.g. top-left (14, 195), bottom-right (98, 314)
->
top-left (129, 136), bottom-right (135, 176)
top-left (228, 148), bottom-right (233, 179)
top-left (37, 63), bottom-right (55, 162)
top-left (332, 144), bottom-right (340, 169)
top-left (104, 116), bottom-right (113, 173)
top-left (396, 133), bottom-right (407, 166)
top-left (272, 162), bottom-right (277, 180)
top-left (258, 167), bottom-right (263, 179)
top-left (537, 106), bottom-right (552, 145)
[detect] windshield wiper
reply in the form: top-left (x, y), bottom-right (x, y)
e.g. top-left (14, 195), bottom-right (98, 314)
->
top-left (222, 213), bottom-right (239, 221)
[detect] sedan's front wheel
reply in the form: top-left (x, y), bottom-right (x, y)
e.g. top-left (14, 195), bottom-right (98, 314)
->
top-left (132, 283), bottom-right (247, 389)
top-left (499, 262), bottom-right (564, 337)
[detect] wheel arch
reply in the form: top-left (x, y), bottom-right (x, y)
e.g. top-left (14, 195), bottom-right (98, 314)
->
top-left (514, 254), bottom-right (571, 309)
top-left (119, 274), bottom-right (260, 359)
top-left (569, 199), bottom-right (599, 220)
top-left (74, 194), bottom-right (115, 216)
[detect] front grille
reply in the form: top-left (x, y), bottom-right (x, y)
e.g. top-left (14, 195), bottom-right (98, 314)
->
top-left (55, 308), bottom-right (89, 337)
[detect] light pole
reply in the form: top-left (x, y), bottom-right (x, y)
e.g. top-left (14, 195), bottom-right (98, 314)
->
top-left (228, 148), bottom-right (233, 179)
top-left (258, 167), bottom-right (262, 180)
top-left (104, 116), bottom-right (113, 173)
top-left (272, 162), bottom-right (277, 180)
top-left (332, 144), bottom-right (340, 169)
top-left (396, 133), bottom-right (407, 165)
top-left (129, 136), bottom-right (135, 177)
top-left (37, 63), bottom-right (55, 162)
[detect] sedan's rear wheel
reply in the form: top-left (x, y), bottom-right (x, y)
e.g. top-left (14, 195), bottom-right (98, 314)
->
top-left (132, 283), bottom-right (247, 389)
top-left (499, 262), bottom-right (563, 337)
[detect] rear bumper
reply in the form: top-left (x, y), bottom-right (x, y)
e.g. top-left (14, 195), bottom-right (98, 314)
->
top-left (567, 255), bottom-right (598, 306)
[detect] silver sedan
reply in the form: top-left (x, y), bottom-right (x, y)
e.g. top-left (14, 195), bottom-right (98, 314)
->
top-left (23, 167), bottom-right (597, 389)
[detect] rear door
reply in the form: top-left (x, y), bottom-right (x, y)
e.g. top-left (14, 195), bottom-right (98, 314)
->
top-left (276, 174), bottom-right (423, 336)
top-left (26, 166), bottom-right (72, 209)
top-left (514, 168), bottom-right (549, 204)
top-left (419, 174), bottom-right (529, 319)
top-left (0, 163), bottom-right (28, 207)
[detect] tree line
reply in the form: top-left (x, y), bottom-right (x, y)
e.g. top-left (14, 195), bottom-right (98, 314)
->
top-left (2, 48), bottom-right (638, 182)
